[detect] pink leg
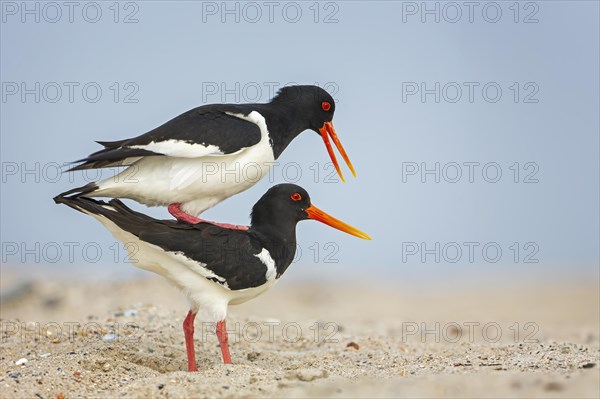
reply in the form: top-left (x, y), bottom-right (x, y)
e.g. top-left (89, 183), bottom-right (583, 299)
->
top-left (168, 203), bottom-right (248, 230)
top-left (183, 310), bottom-right (198, 372)
top-left (216, 320), bottom-right (232, 364)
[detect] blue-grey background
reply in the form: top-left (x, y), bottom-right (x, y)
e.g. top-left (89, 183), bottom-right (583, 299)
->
top-left (1, 1), bottom-right (598, 282)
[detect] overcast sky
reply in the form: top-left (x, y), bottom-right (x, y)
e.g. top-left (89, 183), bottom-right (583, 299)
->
top-left (1, 1), bottom-right (598, 283)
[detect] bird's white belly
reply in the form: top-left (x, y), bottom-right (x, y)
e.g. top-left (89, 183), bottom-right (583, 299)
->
top-left (96, 141), bottom-right (275, 215)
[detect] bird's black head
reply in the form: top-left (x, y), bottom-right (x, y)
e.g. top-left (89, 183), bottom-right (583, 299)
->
top-left (271, 85), bottom-right (336, 131)
top-left (269, 86), bottom-right (356, 182)
top-left (250, 184), bottom-right (311, 227)
top-left (250, 184), bottom-right (371, 240)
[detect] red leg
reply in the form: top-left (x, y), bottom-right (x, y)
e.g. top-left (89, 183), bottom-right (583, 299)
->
top-left (216, 320), bottom-right (232, 364)
top-left (168, 203), bottom-right (249, 230)
top-left (183, 310), bottom-right (198, 372)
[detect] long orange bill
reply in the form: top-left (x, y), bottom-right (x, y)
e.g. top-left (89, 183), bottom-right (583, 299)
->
top-left (318, 122), bottom-right (357, 183)
top-left (305, 204), bottom-right (371, 240)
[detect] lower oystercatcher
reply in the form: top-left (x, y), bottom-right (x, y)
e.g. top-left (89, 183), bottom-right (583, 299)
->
top-left (54, 184), bottom-right (370, 371)
top-left (61, 85), bottom-right (355, 229)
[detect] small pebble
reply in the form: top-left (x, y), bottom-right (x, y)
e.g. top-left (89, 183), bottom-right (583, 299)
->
top-left (115, 309), bottom-right (138, 317)
top-left (39, 353), bottom-right (51, 358)
top-left (285, 368), bottom-right (328, 382)
top-left (102, 363), bottom-right (111, 372)
top-left (15, 358), bottom-right (28, 366)
top-left (346, 342), bottom-right (360, 350)
top-left (102, 333), bottom-right (116, 343)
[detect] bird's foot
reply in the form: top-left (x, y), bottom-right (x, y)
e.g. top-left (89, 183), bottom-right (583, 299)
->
top-left (168, 203), bottom-right (249, 230)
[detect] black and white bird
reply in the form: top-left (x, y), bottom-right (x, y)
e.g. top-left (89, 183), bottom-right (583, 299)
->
top-left (54, 184), bottom-right (370, 371)
top-left (63, 85), bottom-right (355, 228)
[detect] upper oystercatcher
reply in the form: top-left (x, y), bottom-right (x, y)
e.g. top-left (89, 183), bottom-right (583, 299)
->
top-left (54, 184), bottom-right (370, 371)
top-left (62, 85), bottom-right (355, 228)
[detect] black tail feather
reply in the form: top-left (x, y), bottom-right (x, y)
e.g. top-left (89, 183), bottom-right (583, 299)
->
top-left (53, 182), bottom-right (98, 203)
top-left (53, 195), bottom-right (147, 236)
top-left (54, 195), bottom-right (131, 218)
top-left (53, 195), bottom-right (188, 238)
top-left (67, 146), bottom-right (158, 172)
top-left (95, 139), bottom-right (129, 148)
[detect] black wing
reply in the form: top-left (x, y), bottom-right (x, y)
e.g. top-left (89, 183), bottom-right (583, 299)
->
top-left (139, 222), bottom-right (270, 290)
top-left (69, 104), bottom-right (262, 171)
top-left (54, 195), bottom-right (270, 290)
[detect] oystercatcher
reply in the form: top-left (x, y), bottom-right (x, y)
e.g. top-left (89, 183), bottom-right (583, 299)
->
top-left (54, 184), bottom-right (370, 371)
top-left (62, 85), bottom-right (355, 228)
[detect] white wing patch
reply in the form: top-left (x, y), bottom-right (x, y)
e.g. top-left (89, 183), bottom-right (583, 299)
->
top-left (129, 139), bottom-right (224, 158)
top-left (226, 111), bottom-right (269, 140)
top-left (254, 248), bottom-right (277, 281)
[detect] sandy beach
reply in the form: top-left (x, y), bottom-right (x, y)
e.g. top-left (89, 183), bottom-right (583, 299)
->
top-left (1, 269), bottom-right (598, 398)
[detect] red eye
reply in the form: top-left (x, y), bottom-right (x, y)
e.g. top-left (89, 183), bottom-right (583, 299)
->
top-left (321, 101), bottom-right (331, 111)
top-left (291, 193), bottom-right (302, 201)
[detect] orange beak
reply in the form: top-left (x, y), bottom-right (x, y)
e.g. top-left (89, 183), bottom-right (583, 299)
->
top-left (318, 122), bottom-right (357, 183)
top-left (305, 204), bottom-right (371, 240)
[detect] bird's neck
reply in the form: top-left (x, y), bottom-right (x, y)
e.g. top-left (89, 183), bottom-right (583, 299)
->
top-left (249, 223), bottom-right (298, 278)
top-left (255, 104), bottom-right (310, 159)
